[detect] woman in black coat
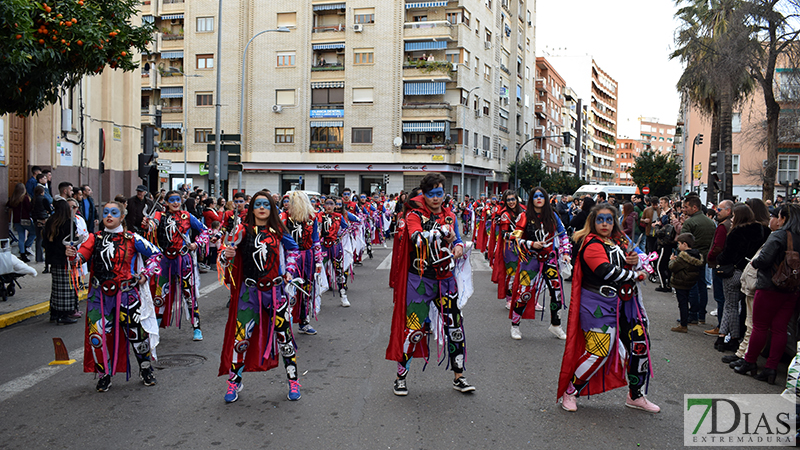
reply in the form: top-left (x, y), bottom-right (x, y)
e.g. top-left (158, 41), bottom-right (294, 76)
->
top-left (568, 196), bottom-right (595, 231)
top-left (31, 185), bottom-right (52, 266)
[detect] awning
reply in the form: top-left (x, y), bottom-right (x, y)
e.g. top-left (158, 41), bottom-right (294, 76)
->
top-left (310, 121), bottom-right (344, 128)
top-left (404, 40), bottom-right (448, 51)
top-left (312, 42), bottom-right (345, 50)
top-left (499, 109), bottom-right (509, 119)
top-left (313, 2), bottom-right (346, 11)
top-left (160, 87), bottom-right (183, 98)
top-left (311, 81), bottom-right (345, 89)
top-left (161, 123), bottom-right (182, 129)
top-left (161, 14), bottom-right (184, 20)
top-left (404, 81), bottom-right (445, 96)
top-left (161, 51), bottom-right (184, 59)
top-left (142, 15), bottom-right (154, 23)
top-left (141, 86), bottom-right (153, 91)
top-left (405, 1), bottom-right (448, 9)
top-left (403, 122), bottom-right (447, 132)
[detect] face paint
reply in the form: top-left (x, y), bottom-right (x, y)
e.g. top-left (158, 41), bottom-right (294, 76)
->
top-left (324, 201), bottom-right (335, 206)
top-left (533, 192), bottom-right (545, 200)
top-left (234, 199), bottom-right (245, 204)
top-left (595, 213), bottom-right (615, 225)
top-left (254, 199), bottom-right (271, 210)
top-left (167, 196), bottom-right (182, 204)
top-left (424, 187), bottom-right (444, 198)
top-left (506, 198), bottom-right (516, 203)
top-left (103, 207), bottom-right (121, 218)
top-left (336, 203), bottom-right (343, 208)
top-left (360, 195), bottom-right (367, 200)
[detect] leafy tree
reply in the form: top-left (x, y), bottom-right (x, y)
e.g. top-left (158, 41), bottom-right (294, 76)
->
top-left (508, 153), bottom-right (549, 194)
top-left (1, 0), bottom-right (153, 116)
top-left (627, 151), bottom-right (682, 197)
top-left (543, 171), bottom-right (587, 196)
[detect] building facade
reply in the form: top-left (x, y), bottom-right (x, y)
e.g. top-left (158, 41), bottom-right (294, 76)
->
top-left (615, 138), bottom-right (643, 186)
top-left (639, 118), bottom-right (676, 155)
top-left (533, 57), bottom-right (565, 173)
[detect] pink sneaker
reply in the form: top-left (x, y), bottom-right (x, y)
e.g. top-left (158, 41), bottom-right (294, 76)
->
top-left (535, 302), bottom-right (544, 311)
top-left (561, 392), bottom-right (577, 412)
top-left (626, 393), bottom-right (660, 413)
top-left (505, 300), bottom-right (512, 310)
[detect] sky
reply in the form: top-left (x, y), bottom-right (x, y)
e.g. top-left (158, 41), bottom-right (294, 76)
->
top-left (536, 0), bottom-right (685, 138)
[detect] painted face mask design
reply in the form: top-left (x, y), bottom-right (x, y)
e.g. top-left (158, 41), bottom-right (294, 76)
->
top-left (103, 208), bottom-right (121, 218)
top-left (595, 213), bottom-right (615, 225)
top-left (253, 199), bottom-right (271, 210)
top-left (425, 188), bottom-right (444, 199)
top-left (167, 196), bottom-right (182, 204)
top-left (533, 192), bottom-right (545, 200)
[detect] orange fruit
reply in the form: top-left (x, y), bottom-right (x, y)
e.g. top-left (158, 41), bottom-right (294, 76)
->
top-left (15, 34), bottom-right (21, 39)
top-left (76, 40), bottom-right (83, 45)
top-left (121, 51), bottom-right (127, 56)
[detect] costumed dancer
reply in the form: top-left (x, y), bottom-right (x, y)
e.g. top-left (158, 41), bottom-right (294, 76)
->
top-left (485, 195), bottom-right (500, 262)
top-left (147, 190), bottom-right (210, 341)
top-left (358, 193), bottom-right (375, 260)
top-left (218, 192), bottom-right (302, 403)
top-left (67, 201), bottom-right (163, 392)
top-left (371, 191), bottom-right (387, 248)
top-left (342, 189), bottom-right (365, 266)
top-left (386, 173), bottom-right (475, 396)
top-left (557, 204), bottom-right (659, 413)
top-left (281, 191), bottom-right (324, 335)
top-left (509, 187), bottom-right (570, 340)
top-left (491, 190), bottom-right (525, 311)
top-left (318, 197), bottom-right (359, 306)
top-left (473, 195), bottom-right (487, 251)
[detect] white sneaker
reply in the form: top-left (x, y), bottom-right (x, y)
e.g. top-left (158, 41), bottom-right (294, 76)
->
top-left (535, 302), bottom-right (544, 311)
top-left (510, 326), bottom-right (522, 340)
top-left (505, 300), bottom-right (512, 310)
top-left (549, 324), bottom-right (567, 340)
top-left (709, 309), bottom-right (718, 317)
top-left (341, 294), bottom-right (350, 307)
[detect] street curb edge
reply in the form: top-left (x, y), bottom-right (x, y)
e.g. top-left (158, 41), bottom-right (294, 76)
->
top-left (0, 301), bottom-right (50, 329)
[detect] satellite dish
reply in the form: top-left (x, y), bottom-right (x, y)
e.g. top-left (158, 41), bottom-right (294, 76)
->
top-left (393, 137), bottom-right (402, 147)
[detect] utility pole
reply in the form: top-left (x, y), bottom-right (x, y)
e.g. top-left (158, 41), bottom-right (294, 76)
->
top-left (212, 0), bottom-right (223, 197)
top-left (461, 87), bottom-right (479, 201)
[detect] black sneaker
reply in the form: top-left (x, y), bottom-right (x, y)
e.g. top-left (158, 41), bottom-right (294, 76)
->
top-left (453, 377), bottom-right (476, 393)
top-left (393, 378), bottom-right (408, 396)
top-left (141, 367), bottom-right (157, 386)
top-left (96, 374), bottom-right (112, 392)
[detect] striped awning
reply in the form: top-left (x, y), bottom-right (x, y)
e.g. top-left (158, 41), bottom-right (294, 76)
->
top-left (311, 81), bottom-right (345, 89)
top-left (406, 1), bottom-right (448, 9)
top-left (161, 123), bottom-right (182, 129)
top-left (404, 81), bottom-right (445, 95)
top-left (160, 87), bottom-right (183, 98)
top-left (403, 122), bottom-right (446, 132)
top-left (141, 86), bottom-right (153, 91)
top-left (404, 40), bottom-right (448, 51)
top-left (312, 42), bottom-right (345, 50)
top-left (161, 51), bottom-right (184, 59)
top-left (310, 121), bottom-right (344, 128)
top-left (142, 15), bottom-right (154, 23)
top-left (313, 2), bottom-right (346, 11)
top-left (161, 14), bottom-right (184, 20)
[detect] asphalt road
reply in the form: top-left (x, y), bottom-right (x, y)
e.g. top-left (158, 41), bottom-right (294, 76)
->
top-left (0, 243), bottom-right (784, 449)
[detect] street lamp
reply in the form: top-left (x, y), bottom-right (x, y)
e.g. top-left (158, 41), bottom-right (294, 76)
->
top-left (238, 27), bottom-right (290, 192)
top-left (460, 86), bottom-right (479, 201)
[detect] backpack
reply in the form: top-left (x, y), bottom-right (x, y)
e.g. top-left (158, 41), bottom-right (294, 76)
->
top-left (771, 231), bottom-right (800, 292)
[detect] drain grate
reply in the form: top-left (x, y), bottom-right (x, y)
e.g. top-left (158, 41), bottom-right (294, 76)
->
top-left (154, 353), bottom-right (207, 369)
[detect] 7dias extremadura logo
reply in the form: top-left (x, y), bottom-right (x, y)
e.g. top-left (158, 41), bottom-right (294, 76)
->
top-left (684, 394), bottom-right (796, 446)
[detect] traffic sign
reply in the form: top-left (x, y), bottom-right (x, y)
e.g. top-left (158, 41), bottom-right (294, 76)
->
top-left (642, 186), bottom-right (650, 195)
top-left (157, 159), bottom-right (172, 171)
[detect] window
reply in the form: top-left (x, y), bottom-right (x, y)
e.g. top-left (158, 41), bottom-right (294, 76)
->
top-left (445, 50), bottom-right (460, 64)
top-left (197, 17), bottom-right (214, 32)
top-left (196, 54), bottom-right (214, 69)
top-left (446, 11), bottom-right (459, 25)
top-left (312, 88), bottom-right (344, 106)
top-left (485, 0), bottom-right (492, 9)
top-left (464, 129), bottom-right (469, 146)
top-left (475, 56), bottom-right (479, 74)
top-left (310, 126), bottom-right (344, 150)
top-left (483, 135), bottom-right (490, 150)
top-left (463, 49), bottom-right (470, 66)
top-left (194, 128), bottom-right (212, 143)
top-left (354, 48), bottom-right (374, 65)
top-left (353, 87), bottom-right (374, 103)
top-left (277, 51), bottom-right (296, 67)
top-left (485, 29), bottom-right (492, 43)
top-left (275, 128), bottom-right (294, 143)
top-left (461, 89), bottom-right (469, 106)
top-left (277, 12), bottom-right (296, 28)
top-left (473, 132), bottom-right (478, 148)
top-left (732, 112), bottom-right (742, 133)
top-left (276, 89), bottom-right (295, 106)
top-left (196, 93), bottom-right (213, 106)
top-left (483, 100), bottom-right (490, 116)
top-left (462, 10), bottom-right (470, 27)
top-left (413, 15), bottom-right (427, 22)
top-left (732, 154), bottom-right (740, 174)
top-left (475, 19), bottom-right (480, 36)
top-left (162, 128), bottom-right (182, 144)
top-left (354, 8), bottom-right (375, 24)
top-left (352, 128), bottom-right (373, 143)
top-left (484, 64), bottom-right (491, 81)
top-left (525, 65), bottom-right (530, 79)
top-left (778, 155), bottom-right (798, 184)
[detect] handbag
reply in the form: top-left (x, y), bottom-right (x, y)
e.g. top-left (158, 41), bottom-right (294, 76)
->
top-left (20, 219), bottom-right (32, 227)
top-left (715, 264), bottom-right (735, 278)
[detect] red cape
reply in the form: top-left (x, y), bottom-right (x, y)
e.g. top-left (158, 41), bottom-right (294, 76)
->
top-left (556, 233), bottom-right (626, 400)
top-left (491, 208), bottom-right (512, 298)
top-left (389, 217), bottom-right (406, 289)
top-left (218, 248), bottom-right (279, 376)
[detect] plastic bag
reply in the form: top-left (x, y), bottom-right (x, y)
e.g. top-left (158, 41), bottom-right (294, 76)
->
top-left (781, 341), bottom-right (800, 402)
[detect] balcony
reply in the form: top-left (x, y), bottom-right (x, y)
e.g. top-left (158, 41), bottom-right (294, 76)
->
top-left (309, 143), bottom-right (343, 153)
top-left (534, 102), bottom-right (546, 119)
top-left (160, 0), bottom-right (184, 14)
top-left (160, 33), bottom-right (184, 50)
top-left (311, 66), bottom-right (345, 81)
top-left (401, 143), bottom-right (453, 151)
top-left (402, 102), bottom-right (455, 121)
top-left (535, 78), bottom-right (546, 92)
top-left (402, 61), bottom-right (454, 80)
top-left (312, 23), bottom-right (345, 37)
top-left (158, 72), bottom-right (183, 87)
top-left (403, 21), bottom-right (457, 41)
top-left (161, 106), bottom-right (183, 123)
top-left (141, 72), bottom-right (155, 90)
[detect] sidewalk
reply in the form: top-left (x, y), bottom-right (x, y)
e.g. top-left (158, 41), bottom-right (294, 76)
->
top-left (0, 260), bottom-right (74, 329)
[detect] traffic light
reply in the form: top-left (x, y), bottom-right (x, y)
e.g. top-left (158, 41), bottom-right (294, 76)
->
top-left (695, 134), bottom-right (704, 146)
top-left (384, 173), bottom-right (390, 187)
top-left (562, 131), bottom-right (571, 147)
top-left (139, 126), bottom-right (159, 180)
top-left (793, 180), bottom-right (799, 196)
top-left (711, 172), bottom-right (721, 191)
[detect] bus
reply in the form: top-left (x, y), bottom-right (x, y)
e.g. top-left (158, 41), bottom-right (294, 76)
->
top-left (573, 185), bottom-right (638, 202)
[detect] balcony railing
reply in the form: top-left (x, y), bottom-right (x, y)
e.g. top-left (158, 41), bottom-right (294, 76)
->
top-left (312, 24), bottom-right (345, 33)
top-left (162, 33), bottom-right (184, 41)
top-left (162, 106), bottom-right (183, 113)
top-left (402, 102), bottom-right (452, 110)
top-left (309, 143), bottom-right (343, 153)
top-left (401, 143), bottom-right (453, 151)
top-left (311, 64), bottom-right (344, 71)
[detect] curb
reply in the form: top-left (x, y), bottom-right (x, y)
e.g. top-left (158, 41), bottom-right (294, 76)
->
top-left (0, 301), bottom-right (51, 329)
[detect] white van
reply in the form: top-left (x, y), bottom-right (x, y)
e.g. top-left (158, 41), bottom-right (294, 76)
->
top-left (573, 185), bottom-right (638, 202)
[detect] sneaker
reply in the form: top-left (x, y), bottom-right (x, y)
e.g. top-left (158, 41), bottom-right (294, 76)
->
top-left (299, 324), bottom-right (317, 335)
top-left (193, 329), bottom-right (203, 341)
top-left (453, 377), bottom-right (476, 393)
top-left (198, 266), bottom-right (209, 274)
top-left (535, 302), bottom-right (544, 311)
top-left (393, 378), bottom-right (408, 396)
top-left (548, 324), bottom-right (567, 340)
top-left (340, 293), bottom-right (350, 307)
top-left (68, 310), bottom-right (83, 318)
top-left (510, 325), bottom-right (522, 340)
top-left (704, 327), bottom-right (720, 336)
top-left (654, 286), bottom-right (672, 293)
top-left (561, 392), bottom-right (577, 412)
top-left (671, 325), bottom-right (688, 333)
top-left (96, 374), bottom-right (112, 392)
top-left (505, 300), bottom-right (512, 310)
top-left (709, 309), bottom-right (718, 316)
top-left (19, 254), bottom-right (30, 263)
top-left (224, 380), bottom-right (243, 403)
top-left (287, 380), bottom-right (302, 401)
top-left (626, 393), bottom-right (660, 413)
top-left (141, 367), bottom-right (157, 386)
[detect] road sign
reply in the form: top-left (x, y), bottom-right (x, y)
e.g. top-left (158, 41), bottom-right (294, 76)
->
top-left (157, 159), bottom-right (172, 171)
top-left (642, 186), bottom-right (650, 195)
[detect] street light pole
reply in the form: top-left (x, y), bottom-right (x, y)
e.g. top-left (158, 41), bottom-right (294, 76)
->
top-left (182, 73), bottom-right (202, 190)
top-left (460, 86), bottom-right (479, 201)
top-left (239, 27), bottom-right (290, 192)
top-left (213, 0), bottom-right (223, 197)
top-left (515, 134), bottom-right (564, 193)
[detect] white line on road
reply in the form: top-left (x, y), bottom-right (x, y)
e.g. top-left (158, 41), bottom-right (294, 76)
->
top-left (199, 282), bottom-right (224, 297)
top-left (0, 348), bottom-right (84, 403)
top-left (377, 252), bottom-right (393, 270)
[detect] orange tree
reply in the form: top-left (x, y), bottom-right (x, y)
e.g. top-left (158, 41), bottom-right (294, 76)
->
top-left (1, 0), bottom-right (153, 116)
top-left (627, 150), bottom-right (682, 197)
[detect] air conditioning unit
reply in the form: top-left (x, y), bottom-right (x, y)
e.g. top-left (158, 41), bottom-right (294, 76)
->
top-left (484, 41), bottom-right (492, 49)
top-left (272, 105), bottom-right (283, 113)
top-left (474, 109), bottom-right (482, 118)
top-left (353, 24), bottom-right (363, 32)
top-left (452, 64), bottom-right (458, 72)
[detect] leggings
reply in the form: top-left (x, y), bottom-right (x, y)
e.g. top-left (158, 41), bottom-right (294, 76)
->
top-left (512, 257), bottom-right (562, 326)
top-left (744, 289), bottom-right (798, 370)
top-left (87, 290), bottom-right (152, 376)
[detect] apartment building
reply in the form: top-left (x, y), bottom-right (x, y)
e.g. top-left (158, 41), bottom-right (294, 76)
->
top-left (533, 57), bottom-right (565, 173)
top-left (140, 0), bottom-right (539, 198)
top-left (615, 138), bottom-right (643, 186)
top-left (639, 118), bottom-right (676, 155)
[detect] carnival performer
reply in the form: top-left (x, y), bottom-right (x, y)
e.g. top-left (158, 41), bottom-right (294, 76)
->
top-left (557, 204), bottom-right (659, 413)
top-left (282, 191), bottom-right (323, 335)
top-left (508, 187), bottom-right (570, 340)
top-left (371, 191), bottom-right (387, 248)
top-left (342, 189), bottom-right (365, 266)
top-left (473, 195), bottom-right (487, 251)
top-left (318, 197), bottom-right (359, 307)
top-left (389, 188), bottom-right (422, 289)
top-left (147, 190), bottom-right (210, 341)
top-left (485, 195), bottom-right (500, 262)
top-left (491, 190), bottom-right (525, 310)
top-left (66, 201), bottom-right (162, 392)
top-left (218, 192), bottom-right (302, 403)
top-left (386, 173), bottom-right (475, 396)
top-left (358, 193), bottom-right (375, 260)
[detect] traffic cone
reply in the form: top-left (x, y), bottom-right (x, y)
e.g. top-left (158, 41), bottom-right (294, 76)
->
top-left (48, 337), bottom-right (76, 365)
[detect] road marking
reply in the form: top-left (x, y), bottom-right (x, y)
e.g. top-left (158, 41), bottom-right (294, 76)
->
top-left (0, 348), bottom-right (84, 403)
top-left (199, 282), bottom-right (224, 297)
top-left (377, 252), bottom-right (393, 270)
